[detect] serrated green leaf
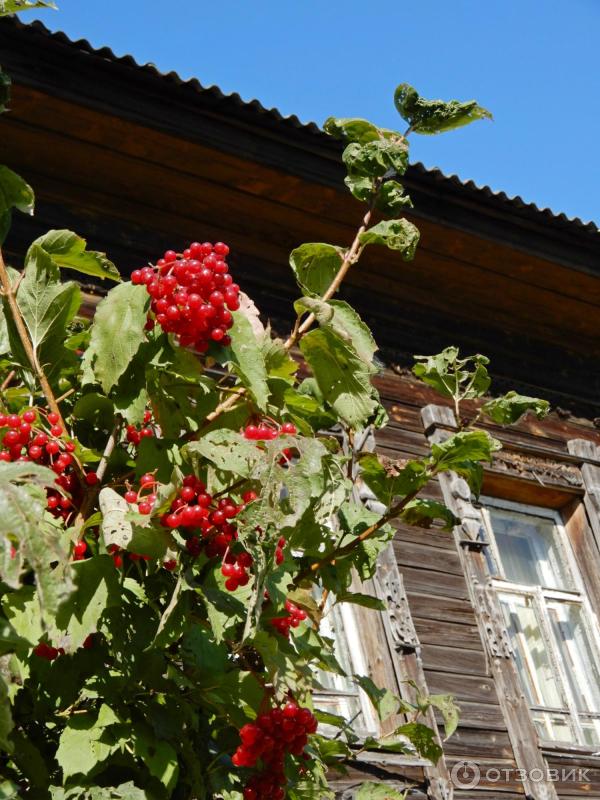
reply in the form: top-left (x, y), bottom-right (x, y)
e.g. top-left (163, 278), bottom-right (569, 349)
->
top-left (400, 498), bottom-right (458, 531)
top-left (359, 453), bottom-right (430, 507)
top-left (359, 218), bottom-right (420, 260)
top-left (27, 230), bottom-right (120, 282)
top-left (99, 488), bottom-right (172, 558)
top-left (55, 705), bottom-right (126, 781)
top-left (413, 348), bottom-right (490, 399)
top-left (393, 721), bottom-right (442, 762)
top-left (72, 391), bottom-right (115, 430)
top-left (82, 282), bottom-right (148, 393)
top-left (289, 243), bottom-right (344, 298)
top-left (132, 724), bottom-right (179, 791)
top-left (227, 309), bottom-right (269, 411)
top-left (431, 429), bottom-right (501, 470)
top-left (376, 180), bottom-right (413, 213)
top-left (184, 430), bottom-right (261, 479)
top-left (0, 673), bottom-right (13, 751)
top-left (0, 165), bottom-right (34, 216)
top-left (323, 117), bottom-right (382, 144)
top-left (295, 298), bottom-right (377, 365)
top-left (0, 0), bottom-right (57, 13)
top-left (0, 617), bottom-right (30, 655)
top-left (14, 245), bottom-right (81, 377)
top-left (355, 782), bottom-right (406, 800)
top-left (299, 327), bottom-right (378, 429)
top-left (428, 693), bottom-right (460, 739)
top-left (344, 173), bottom-right (376, 202)
top-left (342, 138), bottom-right (408, 179)
top-left (481, 391), bottom-right (550, 425)
top-left (335, 591), bottom-right (385, 611)
top-left (0, 462), bottom-right (73, 620)
top-left (394, 83), bottom-right (492, 135)
top-left (355, 675), bottom-right (399, 722)
top-left (283, 387), bottom-right (337, 432)
top-left (55, 556), bottom-right (120, 651)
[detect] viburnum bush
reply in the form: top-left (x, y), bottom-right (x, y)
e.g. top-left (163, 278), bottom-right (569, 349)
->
top-left (0, 8), bottom-right (550, 800)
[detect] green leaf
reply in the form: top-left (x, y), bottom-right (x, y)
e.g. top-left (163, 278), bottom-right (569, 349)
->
top-left (55, 555), bottom-right (120, 651)
top-left (99, 488), bottom-right (172, 558)
top-left (335, 591), bottom-right (385, 611)
top-left (0, 617), bottom-right (30, 655)
top-left (376, 180), bottom-right (413, 214)
top-left (82, 282), bottom-right (149, 393)
top-left (428, 693), bottom-right (460, 739)
top-left (299, 328), bottom-right (378, 429)
top-left (13, 246), bottom-right (81, 377)
top-left (227, 310), bottom-right (269, 411)
top-left (431, 429), bottom-right (501, 470)
top-left (323, 117), bottom-right (382, 144)
top-left (0, 462), bottom-right (73, 620)
top-left (146, 340), bottom-right (217, 436)
top-left (0, 67), bottom-right (10, 114)
top-left (282, 386), bottom-right (337, 432)
top-left (0, 673), bottom-right (13, 751)
top-left (184, 430), bottom-right (261, 479)
top-left (72, 392), bottom-right (115, 431)
top-left (27, 230), bottom-right (120, 282)
top-left (295, 298), bottom-right (377, 364)
top-left (400, 498), bottom-right (458, 531)
top-left (55, 705), bottom-right (126, 781)
top-left (481, 391), bottom-right (550, 425)
top-left (132, 724), bottom-right (179, 792)
top-left (0, 1), bottom-right (57, 14)
top-left (355, 782), bottom-right (406, 800)
top-left (344, 174), bottom-right (376, 202)
top-left (359, 219), bottom-right (420, 260)
top-left (0, 165), bottom-right (34, 216)
top-left (289, 243), bottom-right (344, 298)
top-left (359, 453), bottom-right (430, 507)
top-left (393, 721), bottom-right (442, 762)
top-left (355, 675), bottom-right (399, 722)
top-left (394, 83), bottom-right (492, 135)
top-left (413, 348), bottom-right (490, 399)
top-left (342, 138), bottom-right (408, 179)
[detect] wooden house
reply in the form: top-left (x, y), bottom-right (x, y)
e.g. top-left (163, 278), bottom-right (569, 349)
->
top-left (2, 16), bottom-right (600, 800)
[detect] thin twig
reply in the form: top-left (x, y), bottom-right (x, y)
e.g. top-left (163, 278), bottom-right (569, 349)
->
top-left (293, 487), bottom-right (422, 586)
top-left (0, 370), bottom-right (15, 392)
top-left (203, 198), bottom-right (377, 428)
top-left (0, 248), bottom-right (65, 426)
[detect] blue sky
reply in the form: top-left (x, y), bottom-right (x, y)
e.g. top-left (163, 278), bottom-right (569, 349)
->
top-left (25, 0), bottom-right (600, 224)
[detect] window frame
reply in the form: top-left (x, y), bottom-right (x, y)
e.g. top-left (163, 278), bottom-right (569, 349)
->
top-left (480, 495), bottom-right (600, 749)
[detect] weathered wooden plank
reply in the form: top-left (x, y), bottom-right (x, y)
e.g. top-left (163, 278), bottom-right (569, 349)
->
top-left (393, 524), bottom-right (455, 552)
top-left (424, 670), bottom-right (499, 704)
top-left (443, 728), bottom-right (515, 760)
top-left (401, 567), bottom-right (470, 601)
top-left (393, 540), bottom-right (464, 576)
top-left (408, 593), bottom-right (478, 626)
top-left (420, 644), bottom-right (488, 677)
top-left (412, 618), bottom-right (483, 651)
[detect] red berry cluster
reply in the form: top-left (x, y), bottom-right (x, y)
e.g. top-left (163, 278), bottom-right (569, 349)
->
top-left (125, 409), bottom-right (155, 446)
top-left (243, 421), bottom-right (296, 441)
top-left (131, 241), bottom-right (239, 351)
top-left (233, 700), bottom-right (318, 800)
top-left (124, 472), bottom-right (158, 515)
top-left (33, 634), bottom-right (94, 661)
top-left (0, 408), bottom-right (96, 522)
top-left (270, 599), bottom-right (307, 637)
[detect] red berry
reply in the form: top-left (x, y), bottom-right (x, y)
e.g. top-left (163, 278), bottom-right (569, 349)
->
top-left (138, 502), bottom-right (152, 515)
top-left (140, 473), bottom-right (155, 487)
top-left (22, 409), bottom-right (36, 423)
top-left (47, 412), bottom-right (60, 425)
top-left (50, 425), bottom-right (63, 437)
top-left (84, 472), bottom-right (99, 486)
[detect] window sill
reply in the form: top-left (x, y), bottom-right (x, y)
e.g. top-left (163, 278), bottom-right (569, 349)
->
top-left (349, 748), bottom-right (430, 768)
top-left (541, 742), bottom-right (600, 760)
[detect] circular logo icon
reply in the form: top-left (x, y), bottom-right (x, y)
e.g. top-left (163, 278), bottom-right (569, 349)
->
top-left (451, 760), bottom-right (481, 789)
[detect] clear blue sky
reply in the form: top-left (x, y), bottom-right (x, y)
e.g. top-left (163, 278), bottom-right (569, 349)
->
top-left (24, 0), bottom-right (600, 224)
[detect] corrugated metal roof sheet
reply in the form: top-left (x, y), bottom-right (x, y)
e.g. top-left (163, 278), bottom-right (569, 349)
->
top-left (4, 16), bottom-right (599, 237)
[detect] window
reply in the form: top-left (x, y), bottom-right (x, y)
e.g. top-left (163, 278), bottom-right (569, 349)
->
top-left (482, 498), bottom-right (600, 747)
top-left (313, 592), bottom-right (380, 739)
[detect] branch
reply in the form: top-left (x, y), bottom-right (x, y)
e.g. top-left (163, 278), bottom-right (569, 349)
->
top-left (0, 248), bottom-right (65, 426)
top-left (203, 196), bottom-right (377, 428)
top-left (293, 487), bottom-right (421, 586)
